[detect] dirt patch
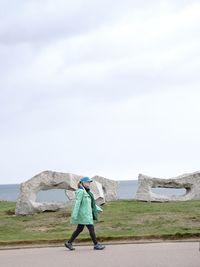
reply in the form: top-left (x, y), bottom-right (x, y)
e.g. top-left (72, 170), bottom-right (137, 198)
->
top-left (31, 227), bottom-right (50, 232)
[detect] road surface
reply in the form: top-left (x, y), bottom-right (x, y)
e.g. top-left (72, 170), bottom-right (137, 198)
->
top-left (0, 242), bottom-right (199, 267)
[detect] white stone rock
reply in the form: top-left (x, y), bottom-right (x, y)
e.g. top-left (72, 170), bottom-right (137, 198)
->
top-left (135, 171), bottom-right (200, 202)
top-left (92, 175), bottom-right (118, 201)
top-left (15, 171), bottom-right (118, 215)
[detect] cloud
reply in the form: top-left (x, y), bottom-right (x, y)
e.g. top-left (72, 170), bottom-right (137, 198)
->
top-left (0, 1), bottom-right (200, 183)
top-left (1, 88), bottom-right (200, 183)
top-left (2, 1), bottom-right (200, 96)
top-left (1, 0), bottom-right (155, 44)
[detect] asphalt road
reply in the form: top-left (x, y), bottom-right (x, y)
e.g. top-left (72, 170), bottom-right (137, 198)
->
top-left (0, 242), bottom-right (200, 267)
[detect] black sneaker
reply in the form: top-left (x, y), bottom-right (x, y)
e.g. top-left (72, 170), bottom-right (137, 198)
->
top-left (94, 243), bottom-right (105, 250)
top-left (65, 241), bottom-right (75, 251)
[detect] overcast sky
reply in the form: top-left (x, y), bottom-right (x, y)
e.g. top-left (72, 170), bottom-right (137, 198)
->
top-left (1, 0), bottom-right (200, 184)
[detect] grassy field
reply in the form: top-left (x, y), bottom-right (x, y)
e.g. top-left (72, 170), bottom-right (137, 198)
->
top-left (1, 200), bottom-right (200, 245)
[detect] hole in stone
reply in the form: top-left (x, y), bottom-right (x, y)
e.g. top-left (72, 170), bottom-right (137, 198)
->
top-left (36, 189), bottom-right (69, 203)
top-left (151, 187), bottom-right (186, 197)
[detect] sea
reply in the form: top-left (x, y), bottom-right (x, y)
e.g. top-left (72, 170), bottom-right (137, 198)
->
top-left (0, 181), bottom-right (185, 202)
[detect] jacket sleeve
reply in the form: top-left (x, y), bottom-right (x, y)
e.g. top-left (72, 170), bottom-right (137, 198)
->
top-left (71, 189), bottom-right (84, 220)
top-left (96, 204), bottom-right (103, 213)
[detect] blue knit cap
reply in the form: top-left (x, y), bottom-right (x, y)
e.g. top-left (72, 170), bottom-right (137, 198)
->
top-left (80, 176), bottom-right (93, 183)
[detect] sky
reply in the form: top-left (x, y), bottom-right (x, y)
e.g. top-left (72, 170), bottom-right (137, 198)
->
top-left (1, 0), bottom-right (200, 184)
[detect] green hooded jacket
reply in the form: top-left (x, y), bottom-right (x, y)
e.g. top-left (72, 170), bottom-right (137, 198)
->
top-left (70, 187), bottom-right (102, 225)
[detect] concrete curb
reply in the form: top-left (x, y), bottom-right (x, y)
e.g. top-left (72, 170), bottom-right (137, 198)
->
top-left (1, 238), bottom-right (200, 251)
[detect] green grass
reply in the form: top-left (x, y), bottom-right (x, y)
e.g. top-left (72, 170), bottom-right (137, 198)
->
top-left (1, 200), bottom-right (200, 245)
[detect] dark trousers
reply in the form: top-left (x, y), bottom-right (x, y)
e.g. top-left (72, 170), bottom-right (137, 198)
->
top-left (68, 224), bottom-right (98, 245)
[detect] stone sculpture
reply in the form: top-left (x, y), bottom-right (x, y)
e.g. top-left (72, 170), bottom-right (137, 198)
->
top-left (135, 171), bottom-right (200, 202)
top-left (15, 170), bottom-right (118, 215)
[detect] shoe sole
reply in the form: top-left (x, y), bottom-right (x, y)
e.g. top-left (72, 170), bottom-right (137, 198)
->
top-left (65, 243), bottom-right (75, 251)
top-left (94, 247), bottom-right (105, 250)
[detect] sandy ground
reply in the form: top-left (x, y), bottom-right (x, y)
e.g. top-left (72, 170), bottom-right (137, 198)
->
top-left (0, 242), bottom-right (200, 267)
